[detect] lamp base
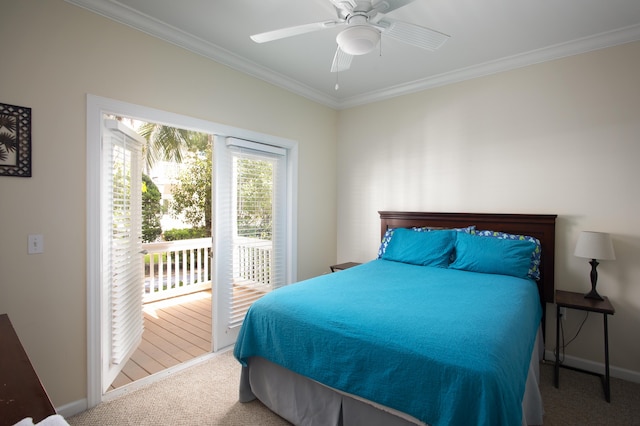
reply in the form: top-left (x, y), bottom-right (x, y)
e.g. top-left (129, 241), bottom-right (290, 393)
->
top-left (584, 258), bottom-right (605, 301)
top-left (584, 288), bottom-right (604, 301)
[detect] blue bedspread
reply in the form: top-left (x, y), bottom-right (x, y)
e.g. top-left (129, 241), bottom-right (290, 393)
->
top-left (234, 259), bottom-right (542, 426)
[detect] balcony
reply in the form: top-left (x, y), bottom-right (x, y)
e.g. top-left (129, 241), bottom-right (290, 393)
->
top-left (110, 236), bottom-right (272, 389)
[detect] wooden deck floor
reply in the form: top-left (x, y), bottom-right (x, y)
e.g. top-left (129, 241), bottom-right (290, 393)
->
top-left (109, 290), bottom-right (212, 390)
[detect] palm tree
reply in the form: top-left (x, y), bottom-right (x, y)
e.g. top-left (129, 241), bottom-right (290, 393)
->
top-left (137, 122), bottom-right (190, 172)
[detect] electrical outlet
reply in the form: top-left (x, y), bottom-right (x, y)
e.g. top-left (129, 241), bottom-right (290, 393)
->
top-left (560, 307), bottom-right (567, 321)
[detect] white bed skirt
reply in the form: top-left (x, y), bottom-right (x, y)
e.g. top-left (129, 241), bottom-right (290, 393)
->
top-left (239, 327), bottom-right (544, 426)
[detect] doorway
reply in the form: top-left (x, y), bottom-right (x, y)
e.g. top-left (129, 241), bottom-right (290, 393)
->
top-left (102, 116), bottom-right (214, 392)
top-left (86, 95), bottom-right (298, 408)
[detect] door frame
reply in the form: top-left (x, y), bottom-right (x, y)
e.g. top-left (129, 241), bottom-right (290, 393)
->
top-left (86, 94), bottom-right (298, 407)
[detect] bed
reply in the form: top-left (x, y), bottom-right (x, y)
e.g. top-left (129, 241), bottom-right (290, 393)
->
top-left (234, 211), bottom-right (557, 426)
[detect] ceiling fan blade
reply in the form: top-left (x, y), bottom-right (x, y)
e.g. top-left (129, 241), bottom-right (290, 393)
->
top-left (378, 19), bottom-right (450, 51)
top-left (251, 20), bottom-right (343, 43)
top-left (330, 46), bottom-right (353, 72)
top-left (371, 0), bottom-right (416, 15)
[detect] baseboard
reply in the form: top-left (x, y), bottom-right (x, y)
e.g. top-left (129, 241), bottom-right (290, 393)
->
top-left (544, 349), bottom-right (640, 384)
top-left (56, 398), bottom-right (87, 418)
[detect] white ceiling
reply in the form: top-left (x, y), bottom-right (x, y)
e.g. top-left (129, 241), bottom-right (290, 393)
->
top-left (67, 0), bottom-right (640, 109)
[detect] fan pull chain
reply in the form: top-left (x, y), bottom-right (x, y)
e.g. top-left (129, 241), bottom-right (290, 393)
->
top-left (335, 71), bottom-right (339, 91)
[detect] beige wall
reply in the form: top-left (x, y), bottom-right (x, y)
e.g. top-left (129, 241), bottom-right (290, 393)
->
top-left (337, 41), bottom-right (640, 377)
top-left (0, 0), bottom-right (337, 408)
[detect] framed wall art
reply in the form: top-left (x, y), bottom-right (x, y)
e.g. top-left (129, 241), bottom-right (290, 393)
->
top-left (0, 102), bottom-right (32, 177)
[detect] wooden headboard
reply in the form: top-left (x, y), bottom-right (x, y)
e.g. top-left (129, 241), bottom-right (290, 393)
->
top-left (379, 211), bottom-right (557, 307)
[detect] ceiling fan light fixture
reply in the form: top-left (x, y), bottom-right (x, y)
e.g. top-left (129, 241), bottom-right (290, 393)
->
top-left (336, 25), bottom-right (380, 55)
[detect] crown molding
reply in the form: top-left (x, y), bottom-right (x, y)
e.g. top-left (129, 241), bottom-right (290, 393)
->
top-left (66, 0), bottom-right (640, 110)
top-left (65, 0), bottom-right (342, 109)
top-left (339, 23), bottom-right (640, 109)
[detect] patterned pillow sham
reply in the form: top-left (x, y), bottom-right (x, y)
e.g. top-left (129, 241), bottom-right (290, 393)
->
top-left (449, 232), bottom-right (538, 280)
top-left (472, 229), bottom-right (542, 281)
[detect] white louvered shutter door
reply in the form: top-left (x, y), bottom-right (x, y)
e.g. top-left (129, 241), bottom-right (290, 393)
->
top-left (102, 119), bottom-right (145, 391)
top-left (213, 137), bottom-right (286, 350)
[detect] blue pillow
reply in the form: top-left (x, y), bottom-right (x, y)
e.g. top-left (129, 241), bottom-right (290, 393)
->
top-left (381, 228), bottom-right (455, 267)
top-left (378, 226), bottom-right (474, 259)
top-left (473, 230), bottom-right (542, 280)
top-left (449, 232), bottom-right (537, 279)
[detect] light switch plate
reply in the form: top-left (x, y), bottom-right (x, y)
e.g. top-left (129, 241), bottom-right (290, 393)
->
top-left (28, 234), bottom-right (44, 254)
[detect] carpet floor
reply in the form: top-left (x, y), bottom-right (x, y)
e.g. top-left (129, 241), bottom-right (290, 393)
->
top-left (67, 352), bottom-right (640, 425)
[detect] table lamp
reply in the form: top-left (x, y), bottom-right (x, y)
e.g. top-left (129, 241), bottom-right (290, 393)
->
top-left (574, 231), bottom-right (615, 300)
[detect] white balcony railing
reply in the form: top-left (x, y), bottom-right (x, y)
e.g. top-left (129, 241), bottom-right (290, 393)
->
top-left (142, 236), bottom-right (274, 304)
top-left (143, 238), bottom-right (212, 303)
top-left (234, 236), bottom-right (273, 288)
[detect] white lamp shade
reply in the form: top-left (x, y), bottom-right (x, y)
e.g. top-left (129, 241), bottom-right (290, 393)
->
top-left (574, 231), bottom-right (616, 260)
top-left (336, 25), bottom-right (380, 56)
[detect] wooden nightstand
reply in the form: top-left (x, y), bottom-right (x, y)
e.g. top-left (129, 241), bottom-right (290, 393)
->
top-left (554, 289), bottom-right (615, 402)
top-left (330, 262), bottom-right (361, 272)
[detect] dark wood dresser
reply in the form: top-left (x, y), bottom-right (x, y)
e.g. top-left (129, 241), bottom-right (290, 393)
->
top-left (0, 314), bottom-right (56, 425)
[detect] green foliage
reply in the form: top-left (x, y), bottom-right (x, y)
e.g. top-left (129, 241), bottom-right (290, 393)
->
top-left (142, 174), bottom-right (162, 242)
top-left (163, 227), bottom-right (209, 241)
top-left (170, 136), bottom-right (212, 235)
top-left (137, 122), bottom-right (189, 170)
top-left (169, 144), bottom-right (273, 240)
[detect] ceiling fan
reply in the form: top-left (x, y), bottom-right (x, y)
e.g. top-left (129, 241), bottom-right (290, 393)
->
top-left (250, 0), bottom-right (450, 73)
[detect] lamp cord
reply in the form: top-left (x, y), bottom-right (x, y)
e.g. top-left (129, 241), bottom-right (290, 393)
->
top-left (557, 311), bottom-right (589, 364)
